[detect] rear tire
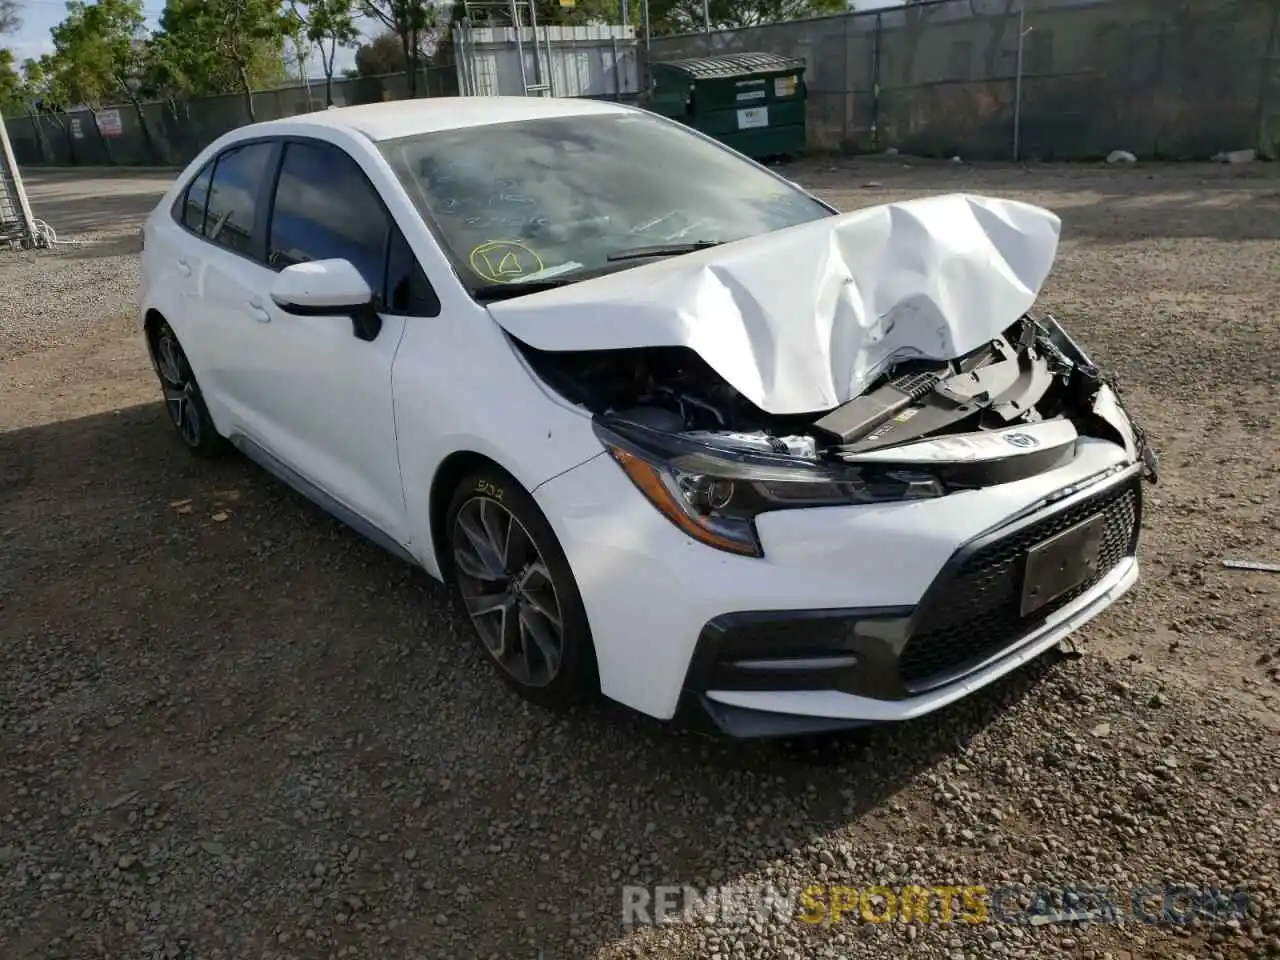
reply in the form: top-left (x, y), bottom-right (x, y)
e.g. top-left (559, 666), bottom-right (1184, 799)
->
top-left (445, 466), bottom-right (598, 708)
top-left (149, 320), bottom-right (226, 458)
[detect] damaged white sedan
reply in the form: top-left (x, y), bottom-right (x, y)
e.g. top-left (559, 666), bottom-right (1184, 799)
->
top-left (140, 97), bottom-right (1157, 737)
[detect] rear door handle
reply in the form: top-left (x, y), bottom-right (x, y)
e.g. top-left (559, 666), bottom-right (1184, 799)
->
top-left (247, 298), bottom-right (271, 323)
top-left (176, 258), bottom-right (192, 277)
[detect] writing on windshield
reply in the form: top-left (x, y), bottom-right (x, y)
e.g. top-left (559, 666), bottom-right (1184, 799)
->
top-left (379, 112), bottom-right (830, 289)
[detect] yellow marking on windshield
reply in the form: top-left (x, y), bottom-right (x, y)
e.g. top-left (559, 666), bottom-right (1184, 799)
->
top-left (469, 239), bottom-right (546, 284)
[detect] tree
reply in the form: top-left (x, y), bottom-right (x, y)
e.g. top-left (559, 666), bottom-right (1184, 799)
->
top-left (645, 0), bottom-right (844, 33)
top-left (20, 56), bottom-right (78, 161)
top-left (0, 49), bottom-right (22, 111)
top-left (289, 0), bottom-right (358, 105)
top-left (0, 0), bottom-right (20, 34)
top-left (279, 6), bottom-right (311, 87)
top-left (149, 0), bottom-right (289, 118)
top-left (360, 0), bottom-right (442, 96)
top-left (966, 0), bottom-right (1017, 79)
top-left (898, 0), bottom-right (946, 84)
top-left (45, 0), bottom-right (161, 159)
top-left (354, 29), bottom-right (406, 76)
top-left (27, 54), bottom-right (76, 110)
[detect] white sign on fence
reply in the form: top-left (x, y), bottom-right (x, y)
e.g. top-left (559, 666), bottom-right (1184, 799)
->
top-left (97, 109), bottom-right (123, 138)
top-left (70, 117), bottom-right (84, 139)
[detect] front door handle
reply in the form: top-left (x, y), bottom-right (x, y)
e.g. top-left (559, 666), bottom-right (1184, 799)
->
top-left (176, 258), bottom-right (192, 277)
top-left (247, 299), bottom-right (271, 323)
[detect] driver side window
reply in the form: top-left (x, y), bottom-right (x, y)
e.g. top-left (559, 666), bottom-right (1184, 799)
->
top-left (267, 139), bottom-right (439, 317)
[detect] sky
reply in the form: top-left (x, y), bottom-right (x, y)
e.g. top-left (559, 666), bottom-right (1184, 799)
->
top-left (3, 0), bottom-right (905, 82)
top-left (1, 0), bottom-right (371, 78)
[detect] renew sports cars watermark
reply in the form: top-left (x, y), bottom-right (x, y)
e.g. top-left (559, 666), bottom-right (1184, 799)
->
top-left (622, 883), bottom-right (1250, 928)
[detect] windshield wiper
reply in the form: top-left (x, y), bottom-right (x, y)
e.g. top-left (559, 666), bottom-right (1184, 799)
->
top-left (472, 279), bottom-right (576, 302)
top-left (606, 240), bottom-right (723, 262)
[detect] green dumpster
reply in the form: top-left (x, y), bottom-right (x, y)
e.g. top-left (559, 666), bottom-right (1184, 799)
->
top-left (649, 53), bottom-right (807, 159)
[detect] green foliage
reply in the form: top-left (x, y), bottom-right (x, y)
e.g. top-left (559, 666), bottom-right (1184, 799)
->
top-left (359, 0), bottom-right (442, 94)
top-left (0, 48), bottom-right (25, 112)
top-left (472, 0), bottom-right (848, 34)
top-left (648, 0), bottom-right (846, 33)
top-left (354, 29), bottom-right (407, 76)
top-left (301, 0), bottom-right (359, 56)
top-left (45, 0), bottom-right (149, 107)
top-left (26, 54), bottom-right (74, 110)
top-left (149, 0), bottom-right (289, 99)
top-left (290, 0), bottom-right (358, 99)
top-left (510, 0), bottom-right (623, 28)
top-left (360, 0), bottom-right (441, 49)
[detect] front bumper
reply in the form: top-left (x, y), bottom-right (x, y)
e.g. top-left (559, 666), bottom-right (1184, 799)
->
top-left (532, 437), bottom-right (1142, 734)
top-left (690, 556), bottom-right (1138, 737)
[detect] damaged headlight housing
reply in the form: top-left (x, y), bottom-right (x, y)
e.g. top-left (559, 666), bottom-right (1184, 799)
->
top-left (594, 420), bottom-right (943, 558)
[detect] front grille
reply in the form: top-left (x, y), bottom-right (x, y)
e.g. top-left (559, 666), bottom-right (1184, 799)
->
top-left (899, 476), bottom-right (1140, 690)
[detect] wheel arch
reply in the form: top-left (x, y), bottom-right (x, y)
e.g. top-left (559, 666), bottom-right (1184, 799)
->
top-left (428, 450), bottom-right (519, 581)
top-left (429, 447), bottom-right (601, 704)
top-left (143, 308), bottom-right (167, 350)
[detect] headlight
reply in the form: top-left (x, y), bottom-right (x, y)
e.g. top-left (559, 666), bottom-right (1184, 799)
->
top-left (595, 420), bottom-right (943, 558)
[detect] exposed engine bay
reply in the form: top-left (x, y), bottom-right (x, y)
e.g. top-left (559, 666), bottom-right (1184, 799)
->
top-left (515, 313), bottom-right (1156, 491)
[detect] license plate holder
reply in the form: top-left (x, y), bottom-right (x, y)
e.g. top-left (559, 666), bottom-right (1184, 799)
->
top-left (1020, 514), bottom-right (1106, 617)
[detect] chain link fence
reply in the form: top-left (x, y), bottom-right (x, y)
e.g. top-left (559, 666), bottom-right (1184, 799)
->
top-left (4, 0), bottom-right (1279, 165)
top-left (649, 0), bottom-right (1280, 160)
top-left (2, 65), bottom-right (458, 168)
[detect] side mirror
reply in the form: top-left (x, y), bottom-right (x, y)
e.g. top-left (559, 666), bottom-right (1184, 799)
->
top-left (269, 259), bottom-right (382, 341)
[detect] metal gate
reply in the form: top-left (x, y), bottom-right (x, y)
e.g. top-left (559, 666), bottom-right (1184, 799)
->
top-left (0, 116), bottom-right (39, 249)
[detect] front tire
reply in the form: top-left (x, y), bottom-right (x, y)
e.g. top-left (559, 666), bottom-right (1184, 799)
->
top-left (445, 467), bottom-right (598, 708)
top-left (149, 320), bottom-right (225, 458)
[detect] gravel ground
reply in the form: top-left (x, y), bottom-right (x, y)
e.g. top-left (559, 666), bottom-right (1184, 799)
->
top-left (1, 161), bottom-right (1278, 960)
top-left (0, 170), bottom-right (166, 362)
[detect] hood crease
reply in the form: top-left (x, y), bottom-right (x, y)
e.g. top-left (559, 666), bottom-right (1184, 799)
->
top-left (487, 193), bottom-right (1063, 416)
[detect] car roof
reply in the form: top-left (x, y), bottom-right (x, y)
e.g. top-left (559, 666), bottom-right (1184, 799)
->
top-left (271, 96), bottom-right (634, 142)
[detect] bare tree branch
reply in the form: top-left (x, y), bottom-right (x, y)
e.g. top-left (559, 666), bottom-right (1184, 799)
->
top-left (0, 0), bottom-right (23, 35)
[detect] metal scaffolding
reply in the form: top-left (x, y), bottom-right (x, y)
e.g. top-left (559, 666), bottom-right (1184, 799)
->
top-left (456, 0), bottom-right (554, 97)
top-left (0, 115), bottom-right (40, 250)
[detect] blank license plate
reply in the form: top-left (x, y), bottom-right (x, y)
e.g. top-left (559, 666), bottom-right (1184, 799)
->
top-left (1020, 515), bottom-right (1105, 617)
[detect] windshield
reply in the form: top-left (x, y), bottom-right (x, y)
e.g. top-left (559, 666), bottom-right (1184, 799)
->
top-left (377, 112), bottom-right (832, 296)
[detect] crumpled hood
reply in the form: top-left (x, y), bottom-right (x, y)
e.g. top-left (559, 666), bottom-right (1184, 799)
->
top-left (486, 193), bottom-right (1062, 415)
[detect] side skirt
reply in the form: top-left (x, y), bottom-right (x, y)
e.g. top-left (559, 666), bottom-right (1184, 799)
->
top-left (228, 433), bottom-right (421, 569)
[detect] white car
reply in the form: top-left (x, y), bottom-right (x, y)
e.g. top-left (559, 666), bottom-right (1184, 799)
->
top-left (140, 97), bottom-right (1157, 738)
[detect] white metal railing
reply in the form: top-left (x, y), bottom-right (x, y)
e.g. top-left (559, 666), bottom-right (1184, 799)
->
top-left (0, 116), bottom-right (40, 249)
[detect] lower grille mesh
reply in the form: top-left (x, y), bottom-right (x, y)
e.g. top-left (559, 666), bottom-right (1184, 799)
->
top-left (899, 478), bottom-right (1140, 689)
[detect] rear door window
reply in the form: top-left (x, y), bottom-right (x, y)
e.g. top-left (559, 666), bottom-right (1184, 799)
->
top-left (204, 142), bottom-right (275, 257)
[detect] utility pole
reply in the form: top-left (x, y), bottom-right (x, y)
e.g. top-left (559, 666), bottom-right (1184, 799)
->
top-left (1012, 0), bottom-right (1031, 162)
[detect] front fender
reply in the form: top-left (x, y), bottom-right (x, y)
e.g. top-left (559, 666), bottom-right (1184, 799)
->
top-left (391, 314), bottom-right (604, 579)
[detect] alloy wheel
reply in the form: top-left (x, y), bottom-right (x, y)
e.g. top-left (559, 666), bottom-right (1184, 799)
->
top-left (451, 496), bottom-right (565, 688)
top-left (154, 329), bottom-right (202, 447)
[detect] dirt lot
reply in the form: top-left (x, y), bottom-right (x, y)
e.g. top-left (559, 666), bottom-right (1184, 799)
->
top-left (1, 162), bottom-right (1278, 960)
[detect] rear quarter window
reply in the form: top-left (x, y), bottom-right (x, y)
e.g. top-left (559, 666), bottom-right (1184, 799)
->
top-left (172, 161), bottom-right (213, 234)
